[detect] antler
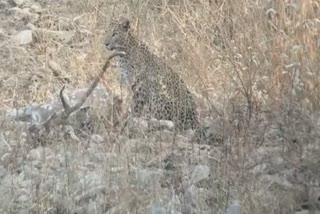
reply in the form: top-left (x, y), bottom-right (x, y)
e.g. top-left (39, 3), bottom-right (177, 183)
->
top-left (38, 50), bottom-right (126, 131)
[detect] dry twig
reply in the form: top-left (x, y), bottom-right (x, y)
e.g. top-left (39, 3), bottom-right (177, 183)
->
top-left (30, 50), bottom-right (126, 132)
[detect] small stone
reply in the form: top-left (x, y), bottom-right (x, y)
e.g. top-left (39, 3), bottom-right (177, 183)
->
top-left (135, 168), bottom-right (164, 189)
top-left (28, 149), bottom-right (41, 161)
top-left (0, 0), bottom-right (8, 9)
top-left (12, 30), bottom-right (33, 45)
top-left (17, 194), bottom-right (29, 203)
top-left (149, 118), bottom-right (175, 131)
top-left (225, 200), bottom-right (241, 214)
top-left (1, 153), bottom-right (11, 165)
top-left (30, 3), bottom-right (42, 13)
top-left (21, 8), bottom-right (39, 23)
top-left (8, 8), bottom-right (39, 23)
top-left (155, 130), bottom-right (174, 142)
top-left (151, 206), bottom-right (168, 214)
top-left (0, 165), bottom-right (6, 178)
top-left (184, 186), bottom-right (194, 204)
top-left (8, 7), bottom-right (21, 13)
top-left (0, 28), bottom-right (5, 38)
top-left (181, 203), bottom-right (193, 214)
top-left (33, 28), bottom-right (74, 43)
top-left (251, 163), bottom-right (268, 174)
top-left (190, 165), bottom-right (210, 184)
top-left (91, 134), bottom-right (104, 144)
top-left (295, 211), bottom-right (309, 214)
top-left (12, 0), bottom-right (27, 6)
top-left (130, 118), bottom-right (149, 132)
top-left (48, 60), bottom-right (69, 79)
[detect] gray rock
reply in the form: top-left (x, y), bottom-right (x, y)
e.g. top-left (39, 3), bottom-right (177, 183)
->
top-left (151, 206), bottom-right (168, 214)
top-left (155, 130), bottom-right (175, 142)
top-left (6, 103), bottom-right (57, 124)
top-left (225, 200), bottom-right (241, 214)
top-left (135, 168), bottom-right (164, 189)
top-left (28, 148), bottom-right (42, 161)
top-left (150, 196), bottom-right (183, 214)
top-left (261, 174), bottom-right (293, 189)
top-left (12, 0), bottom-right (27, 6)
top-left (30, 3), bottom-right (42, 13)
top-left (0, 0), bottom-right (8, 9)
top-left (149, 118), bottom-right (175, 131)
top-left (8, 7), bottom-right (39, 23)
top-left (295, 211), bottom-right (309, 214)
top-left (1, 153), bottom-right (11, 165)
top-left (186, 185), bottom-right (214, 213)
top-left (12, 30), bottom-right (33, 45)
top-left (21, 8), bottom-right (39, 23)
top-left (91, 134), bottom-right (104, 144)
top-left (5, 84), bottom-right (114, 125)
top-left (191, 165), bottom-right (210, 184)
top-left (17, 194), bottom-right (29, 203)
top-left (33, 28), bottom-right (74, 44)
top-left (181, 203), bottom-right (194, 214)
top-left (129, 118), bottom-right (149, 133)
top-left (0, 28), bottom-right (5, 38)
top-left (48, 60), bottom-right (71, 80)
top-left (0, 165), bottom-right (6, 178)
top-left (251, 163), bottom-right (269, 174)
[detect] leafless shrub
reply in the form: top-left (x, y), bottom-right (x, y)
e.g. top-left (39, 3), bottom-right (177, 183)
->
top-left (27, 50), bottom-right (125, 144)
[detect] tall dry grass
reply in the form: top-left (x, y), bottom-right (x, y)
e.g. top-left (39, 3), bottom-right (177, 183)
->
top-left (1, 0), bottom-right (319, 213)
top-left (99, 0), bottom-right (320, 212)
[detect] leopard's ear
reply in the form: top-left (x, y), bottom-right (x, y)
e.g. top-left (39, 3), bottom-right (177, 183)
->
top-left (120, 18), bottom-right (130, 31)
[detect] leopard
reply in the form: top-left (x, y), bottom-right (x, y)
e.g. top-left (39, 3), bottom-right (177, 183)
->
top-left (105, 18), bottom-right (207, 136)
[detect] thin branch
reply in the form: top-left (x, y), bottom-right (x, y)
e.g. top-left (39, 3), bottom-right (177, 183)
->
top-left (41, 50), bottom-right (126, 129)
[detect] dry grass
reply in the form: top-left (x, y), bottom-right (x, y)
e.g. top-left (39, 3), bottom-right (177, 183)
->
top-left (0, 0), bottom-right (320, 213)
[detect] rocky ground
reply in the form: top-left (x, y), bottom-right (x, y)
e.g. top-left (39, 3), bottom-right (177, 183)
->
top-left (0, 0), bottom-right (320, 214)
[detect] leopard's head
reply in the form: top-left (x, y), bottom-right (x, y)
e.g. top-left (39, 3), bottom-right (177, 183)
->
top-left (105, 18), bottom-right (132, 52)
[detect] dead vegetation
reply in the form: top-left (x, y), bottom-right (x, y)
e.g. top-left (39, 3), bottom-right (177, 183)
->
top-left (0, 0), bottom-right (320, 213)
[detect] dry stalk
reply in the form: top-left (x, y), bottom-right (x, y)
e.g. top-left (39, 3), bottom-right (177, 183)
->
top-left (30, 50), bottom-right (126, 133)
